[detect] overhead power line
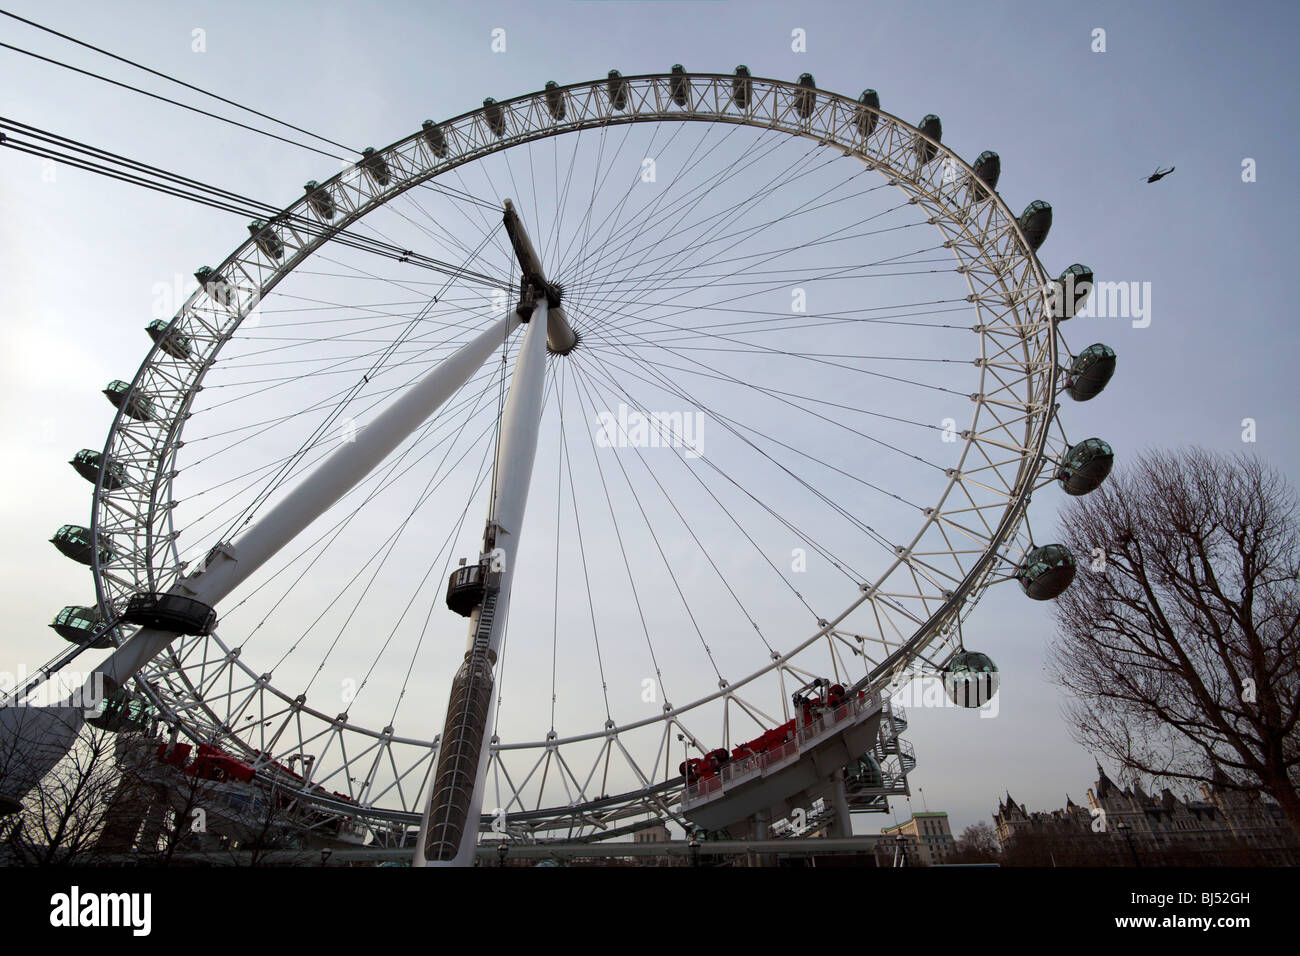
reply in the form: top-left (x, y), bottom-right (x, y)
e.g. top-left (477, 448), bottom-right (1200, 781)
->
top-left (0, 11), bottom-right (499, 213)
top-left (0, 39), bottom-right (346, 160)
top-left (0, 7), bottom-right (358, 154)
top-left (0, 116), bottom-right (508, 289)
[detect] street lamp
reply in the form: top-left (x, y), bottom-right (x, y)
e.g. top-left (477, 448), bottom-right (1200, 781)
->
top-left (1115, 820), bottom-right (1140, 867)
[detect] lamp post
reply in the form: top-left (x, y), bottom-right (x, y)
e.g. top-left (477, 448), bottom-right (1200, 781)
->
top-left (1116, 820), bottom-right (1140, 867)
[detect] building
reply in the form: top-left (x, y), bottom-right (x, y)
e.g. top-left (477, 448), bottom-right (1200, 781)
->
top-left (880, 811), bottom-right (954, 865)
top-left (993, 792), bottom-right (1098, 862)
top-left (633, 824), bottom-right (671, 843)
top-left (994, 764), bottom-right (1298, 865)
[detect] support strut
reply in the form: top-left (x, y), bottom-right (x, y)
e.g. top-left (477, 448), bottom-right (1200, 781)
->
top-left (0, 310), bottom-right (517, 812)
top-left (416, 203), bottom-right (566, 865)
top-left (415, 299), bottom-right (549, 866)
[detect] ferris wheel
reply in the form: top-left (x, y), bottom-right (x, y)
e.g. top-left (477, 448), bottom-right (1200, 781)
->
top-left (2, 69), bottom-right (1117, 862)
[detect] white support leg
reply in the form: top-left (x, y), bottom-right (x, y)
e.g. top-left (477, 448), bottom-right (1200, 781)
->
top-left (0, 311), bottom-right (518, 811)
top-left (416, 299), bottom-right (550, 867)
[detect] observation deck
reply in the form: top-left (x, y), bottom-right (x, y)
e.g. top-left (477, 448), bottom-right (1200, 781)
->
top-left (681, 689), bottom-right (895, 833)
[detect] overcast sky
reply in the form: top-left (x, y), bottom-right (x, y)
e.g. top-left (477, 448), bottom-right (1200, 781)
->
top-left (2, 0), bottom-right (1297, 836)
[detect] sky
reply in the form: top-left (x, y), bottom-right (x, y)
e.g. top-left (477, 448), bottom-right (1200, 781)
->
top-left (1, 0), bottom-right (1298, 838)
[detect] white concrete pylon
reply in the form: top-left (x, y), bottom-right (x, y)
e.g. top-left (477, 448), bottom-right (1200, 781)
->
top-left (483, 296), bottom-right (550, 664)
top-left (416, 298), bottom-right (550, 867)
top-left (0, 310), bottom-right (518, 812)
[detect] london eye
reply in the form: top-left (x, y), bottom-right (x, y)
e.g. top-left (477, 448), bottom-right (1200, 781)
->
top-left (1, 69), bottom-right (1117, 864)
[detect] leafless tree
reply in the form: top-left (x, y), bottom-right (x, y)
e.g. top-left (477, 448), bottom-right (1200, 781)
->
top-left (1047, 448), bottom-right (1300, 841)
top-left (138, 751), bottom-right (306, 866)
top-left (129, 756), bottom-right (228, 866)
top-left (1, 723), bottom-right (121, 865)
top-left (0, 713), bottom-right (321, 866)
top-left (949, 821), bottom-right (1001, 863)
top-left (234, 787), bottom-right (300, 867)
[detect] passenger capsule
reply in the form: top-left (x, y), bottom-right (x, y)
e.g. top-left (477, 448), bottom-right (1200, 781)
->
top-left (303, 180), bottom-right (336, 220)
top-left (103, 380), bottom-right (157, 422)
top-left (794, 73), bottom-right (816, 119)
top-left (248, 219), bottom-right (284, 260)
top-left (420, 120), bottom-right (449, 158)
top-left (50, 525), bottom-right (115, 566)
top-left (50, 605), bottom-right (112, 649)
top-left (543, 82), bottom-right (565, 121)
top-left (669, 64), bottom-right (690, 107)
top-left (855, 89), bottom-right (880, 138)
top-left (943, 651), bottom-right (1000, 708)
top-left (1066, 343), bottom-right (1117, 401)
top-left (122, 591), bottom-right (218, 636)
top-left (1050, 263), bottom-right (1093, 320)
top-left (194, 266), bottom-right (235, 306)
top-left (1017, 544), bottom-right (1076, 600)
top-left (1057, 438), bottom-right (1114, 496)
top-left (1017, 200), bottom-right (1052, 251)
top-left (915, 114), bottom-right (942, 165)
top-left (146, 318), bottom-right (192, 359)
top-left (86, 687), bottom-right (156, 734)
top-left (69, 448), bottom-right (125, 490)
top-left (607, 70), bottom-right (628, 111)
top-left (359, 147), bottom-right (392, 186)
top-left (732, 65), bottom-right (752, 110)
top-left (482, 98), bottom-right (506, 137)
top-left (972, 150), bottom-right (1000, 193)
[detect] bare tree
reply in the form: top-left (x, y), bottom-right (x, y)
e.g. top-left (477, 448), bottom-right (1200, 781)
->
top-left (134, 746), bottom-right (306, 866)
top-left (949, 821), bottom-right (1000, 863)
top-left (0, 714), bottom-right (319, 865)
top-left (1047, 448), bottom-right (1300, 840)
top-left (2, 723), bottom-right (121, 865)
top-left (232, 786), bottom-right (299, 867)
top-left (127, 752), bottom-right (223, 866)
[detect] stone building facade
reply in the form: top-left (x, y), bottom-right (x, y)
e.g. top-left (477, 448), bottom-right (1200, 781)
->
top-left (880, 811), bottom-right (954, 865)
top-left (994, 764), bottom-right (1298, 865)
